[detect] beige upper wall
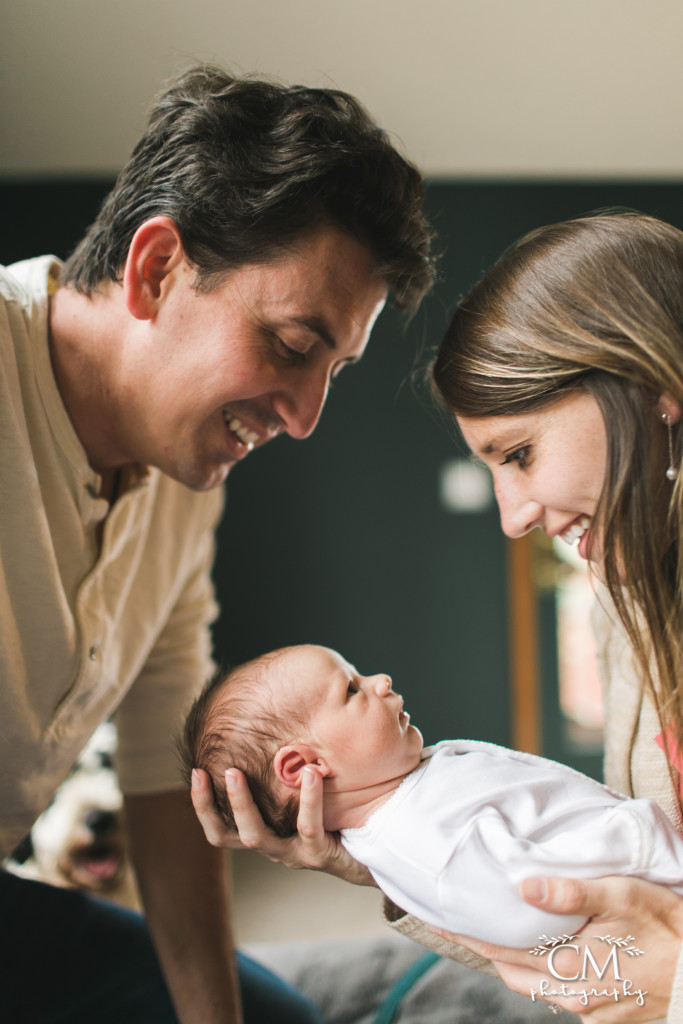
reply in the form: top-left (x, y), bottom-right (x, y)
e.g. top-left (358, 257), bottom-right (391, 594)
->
top-left (2, 0), bottom-right (682, 179)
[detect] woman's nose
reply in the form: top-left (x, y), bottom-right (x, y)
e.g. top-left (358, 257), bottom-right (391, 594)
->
top-left (496, 485), bottom-right (543, 539)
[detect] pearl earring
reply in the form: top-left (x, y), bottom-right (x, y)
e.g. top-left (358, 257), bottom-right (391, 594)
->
top-left (663, 413), bottom-right (678, 481)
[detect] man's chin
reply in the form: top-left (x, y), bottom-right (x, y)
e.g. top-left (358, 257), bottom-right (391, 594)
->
top-left (170, 459), bottom-right (236, 492)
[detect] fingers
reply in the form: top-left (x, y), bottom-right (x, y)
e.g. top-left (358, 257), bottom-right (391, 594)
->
top-left (190, 768), bottom-right (240, 847)
top-left (520, 875), bottom-right (590, 915)
top-left (224, 769), bottom-right (276, 852)
top-left (293, 767), bottom-right (374, 883)
top-left (295, 766), bottom-right (325, 845)
top-left (191, 763), bottom-right (374, 882)
top-left (432, 877), bottom-right (671, 961)
top-left (493, 962), bottom-right (585, 1017)
top-left (190, 767), bottom-right (282, 854)
top-left (520, 873), bottom-right (683, 925)
top-left (428, 927), bottom-right (531, 966)
top-left (227, 765), bottom-right (333, 870)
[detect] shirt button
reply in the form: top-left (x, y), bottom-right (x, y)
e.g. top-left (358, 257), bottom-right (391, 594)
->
top-left (89, 646), bottom-right (98, 661)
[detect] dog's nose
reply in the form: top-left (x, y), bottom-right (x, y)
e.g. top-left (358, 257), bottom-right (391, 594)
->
top-left (84, 810), bottom-right (117, 836)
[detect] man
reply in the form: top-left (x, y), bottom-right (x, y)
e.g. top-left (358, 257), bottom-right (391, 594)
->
top-left (0, 66), bottom-right (434, 1023)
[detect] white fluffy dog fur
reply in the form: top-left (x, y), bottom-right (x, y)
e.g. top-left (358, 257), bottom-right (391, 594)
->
top-left (7, 722), bottom-right (139, 909)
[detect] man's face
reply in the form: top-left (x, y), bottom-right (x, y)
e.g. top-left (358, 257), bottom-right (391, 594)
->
top-left (277, 645), bottom-right (424, 793)
top-left (118, 226), bottom-right (387, 490)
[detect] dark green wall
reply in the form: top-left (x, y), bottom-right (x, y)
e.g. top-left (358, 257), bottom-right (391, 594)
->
top-left (2, 179), bottom-right (682, 758)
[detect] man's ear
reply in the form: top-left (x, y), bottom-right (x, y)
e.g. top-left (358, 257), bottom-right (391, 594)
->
top-left (273, 745), bottom-right (332, 789)
top-left (122, 216), bottom-right (186, 321)
top-left (657, 392), bottom-right (682, 425)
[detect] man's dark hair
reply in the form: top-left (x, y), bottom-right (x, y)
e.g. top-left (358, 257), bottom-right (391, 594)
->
top-left (64, 65), bottom-right (435, 310)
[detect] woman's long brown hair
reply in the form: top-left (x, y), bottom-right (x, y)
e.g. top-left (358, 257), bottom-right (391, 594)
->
top-left (432, 212), bottom-right (683, 756)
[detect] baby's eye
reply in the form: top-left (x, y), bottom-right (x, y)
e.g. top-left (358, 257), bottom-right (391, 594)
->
top-left (502, 446), bottom-right (530, 469)
top-left (346, 681), bottom-right (358, 697)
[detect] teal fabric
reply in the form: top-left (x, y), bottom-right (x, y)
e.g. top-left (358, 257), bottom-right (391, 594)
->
top-left (372, 953), bottom-right (441, 1024)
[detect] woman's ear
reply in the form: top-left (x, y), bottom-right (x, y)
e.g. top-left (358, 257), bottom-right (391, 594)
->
top-left (657, 392), bottom-right (682, 425)
top-left (273, 745), bottom-right (332, 789)
top-left (122, 216), bottom-right (186, 321)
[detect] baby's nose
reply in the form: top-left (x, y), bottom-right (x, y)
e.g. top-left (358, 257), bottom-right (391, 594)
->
top-left (373, 675), bottom-right (392, 696)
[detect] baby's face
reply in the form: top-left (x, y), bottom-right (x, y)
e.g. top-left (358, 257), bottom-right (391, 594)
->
top-left (274, 645), bottom-right (423, 793)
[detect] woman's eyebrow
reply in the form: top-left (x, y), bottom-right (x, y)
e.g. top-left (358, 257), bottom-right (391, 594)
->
top-left (478, 431), bottom-right (519, 456)
top-left (470, 437), bottom-right (502, 457)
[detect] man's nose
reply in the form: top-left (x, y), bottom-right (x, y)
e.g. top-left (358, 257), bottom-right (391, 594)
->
top-left (276, 373), bottom-right (330, 440)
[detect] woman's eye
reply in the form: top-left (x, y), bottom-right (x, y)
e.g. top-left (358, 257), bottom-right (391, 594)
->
top-left (502, 446), bottom-right (530, 469)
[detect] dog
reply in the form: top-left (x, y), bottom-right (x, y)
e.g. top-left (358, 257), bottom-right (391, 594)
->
top-left (6, 722), bottom-right (139, 909)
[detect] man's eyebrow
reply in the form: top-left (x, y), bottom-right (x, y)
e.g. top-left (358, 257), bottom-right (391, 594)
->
top-left (285, 315), bottom-right (337, 350)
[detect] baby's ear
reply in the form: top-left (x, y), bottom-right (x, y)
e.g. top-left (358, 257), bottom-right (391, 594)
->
top-left (273, 745), bottom-right (332, 788)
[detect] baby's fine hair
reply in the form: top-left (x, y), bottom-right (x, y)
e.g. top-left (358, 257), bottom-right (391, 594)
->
top-left (179, 650), bottom-right (305, 837)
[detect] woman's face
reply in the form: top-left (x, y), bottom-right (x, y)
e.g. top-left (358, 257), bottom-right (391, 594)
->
top-left (457, 391), bottom-right (607, 562)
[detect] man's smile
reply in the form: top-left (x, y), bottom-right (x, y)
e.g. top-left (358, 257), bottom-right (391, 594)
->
top-left (222, 412), bottom-right (261, 452)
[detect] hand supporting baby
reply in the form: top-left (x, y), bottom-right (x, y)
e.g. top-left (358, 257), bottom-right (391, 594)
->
top-left (434, 874), bottom-right (683, 1021)
top-left (190, 765), bottom-right (374, 886)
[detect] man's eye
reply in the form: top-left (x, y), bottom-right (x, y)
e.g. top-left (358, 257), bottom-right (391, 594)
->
top-left (502, 446), bottom-right (530, 469)
top-left (274, 337), bottom-right (307, 363)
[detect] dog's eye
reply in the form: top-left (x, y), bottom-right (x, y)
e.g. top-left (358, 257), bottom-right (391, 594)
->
top-left (99, 752), bottom-right (114, 770)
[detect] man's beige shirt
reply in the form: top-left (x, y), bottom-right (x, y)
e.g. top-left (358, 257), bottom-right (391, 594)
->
top-left (0, 257), bottom-right (224, 858)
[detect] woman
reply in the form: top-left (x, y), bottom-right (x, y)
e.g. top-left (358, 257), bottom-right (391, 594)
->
top-left (193, 212), bottom-right (683, 1020)
top-left (426, 211), bottom-right (683, 1020)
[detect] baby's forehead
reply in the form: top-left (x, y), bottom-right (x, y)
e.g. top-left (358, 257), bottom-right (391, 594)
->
top-left (262, 644), bottom-right (352, 690)
top-left (280, 643), bottom-right (349, 673)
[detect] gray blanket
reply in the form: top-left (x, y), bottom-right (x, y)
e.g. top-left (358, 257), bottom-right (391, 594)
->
top-left (248, 934), bottom-right (580, 1023)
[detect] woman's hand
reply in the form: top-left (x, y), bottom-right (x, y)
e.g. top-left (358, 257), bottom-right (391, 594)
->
top-left (432, 875), bottom-right (683, 1021)
top-left (190, 765), bottom-right (374, 886)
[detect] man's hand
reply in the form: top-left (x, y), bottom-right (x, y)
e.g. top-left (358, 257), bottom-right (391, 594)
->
top-left (191, 765), bottom-right (374, 886)
top-left (431, 874), bottom-right (683, 1021)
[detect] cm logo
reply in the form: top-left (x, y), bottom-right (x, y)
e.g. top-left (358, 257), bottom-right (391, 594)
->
top-left (547, 943), bottom-right (623, 983)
